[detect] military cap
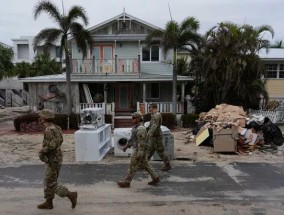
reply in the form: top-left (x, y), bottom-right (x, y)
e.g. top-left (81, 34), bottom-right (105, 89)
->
top-left (38, 109), bottom-right (54, 119)
top-left (132, 112), bottom-right (143, 120)
top-left (149, 102), bottom-right (157, 108)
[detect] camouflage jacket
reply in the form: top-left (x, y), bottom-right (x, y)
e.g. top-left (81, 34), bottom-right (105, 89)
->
top-left (147, 112), bottom-right (162, 137)
top-left (127, 122), bottom-right (147, 156)
top-left (38, 124), bottom-right (63, 163)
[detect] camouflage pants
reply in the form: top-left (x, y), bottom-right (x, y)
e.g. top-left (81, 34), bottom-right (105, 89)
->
top-left (125, 150), bottom-right (158, 183)
top-left (147, 136), bottom-right (170, 163)
top-left (43, 162), bottom-right (69, 199)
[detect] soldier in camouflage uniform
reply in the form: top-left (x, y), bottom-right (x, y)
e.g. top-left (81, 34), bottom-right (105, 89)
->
top-left (37, 109), bottom-right (78, 209)
top-left (117, 112), bottom-right (160, 188)
top-left (146, 103), bottom-right (172, 171)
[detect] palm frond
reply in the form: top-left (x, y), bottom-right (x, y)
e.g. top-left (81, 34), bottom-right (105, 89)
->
top-left (33, 28), bottom-right (62, 51)
top-left (34, 0), bottom-right (61, 23)
top-left (67, 6), bottom-right (89, 26)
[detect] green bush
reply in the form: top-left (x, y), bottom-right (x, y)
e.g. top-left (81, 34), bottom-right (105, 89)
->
top-left (105, 114), bottom-right (112, 124)
top-left (14, 113), bottom-right (113, 131)
top-left (14, 113), bottom-right (80, 131)
top-left (52, 113), bottom-right (80, 130)
top-left (14, 113), bottom-right (39, 131)
top-left (143, 112), bottom-right (176, 129)
top-left (181, 113), bottom-right (199, 128)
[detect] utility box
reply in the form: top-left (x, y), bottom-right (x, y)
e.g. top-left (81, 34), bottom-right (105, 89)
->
top-left (213, 126), bottom-right (239, 153)
top-left (152, 133), bottom-right (175, 160)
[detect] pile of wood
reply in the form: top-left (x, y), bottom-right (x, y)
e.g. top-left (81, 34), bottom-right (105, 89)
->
top-left (198, 103), bottom-right (247, 131)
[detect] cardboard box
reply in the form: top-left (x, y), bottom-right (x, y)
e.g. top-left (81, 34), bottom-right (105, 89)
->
top-left (213, 126), bottom-right (239, 153)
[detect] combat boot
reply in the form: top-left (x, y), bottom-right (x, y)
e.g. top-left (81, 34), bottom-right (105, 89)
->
top-left (67, 191), bottom-right (78, 209)
top-left (161, 161), bottom-right (172, 171)
top-left (117, 181), bottom-right (130, 188)
top-left (37, 199), bottom-right (53, 209)
top-left (148, 177), bottom-right (160, 185)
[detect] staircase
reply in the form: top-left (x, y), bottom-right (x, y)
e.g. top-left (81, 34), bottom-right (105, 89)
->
top-left (0, 89), bottom-right (29, 107)
top-left (83, 84), bottom-right (93, 103)
top-left (114, 115), bottom-right (133, 128)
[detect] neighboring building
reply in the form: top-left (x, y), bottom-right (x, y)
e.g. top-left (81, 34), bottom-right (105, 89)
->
top-left (20, 12), bottom-right (191, 127)
top-left (259, 48), bottom-right (284, 111)
top-left (12, 36), bottom-right (62, 64)
top-left (0, 42), bottom-right (28, 107)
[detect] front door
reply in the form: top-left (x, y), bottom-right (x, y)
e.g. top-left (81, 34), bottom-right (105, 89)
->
top-left (115, 83), bottom-right (133, 112)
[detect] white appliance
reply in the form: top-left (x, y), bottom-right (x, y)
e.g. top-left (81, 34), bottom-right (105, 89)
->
top-left (113, 126), bottom-right (172, 157)
top-left (75, 124), bottom-right (112, 161)
top-left (79, 107), bottom-right (105, 129)
top-left (114, 128), bottom-right (133, 157)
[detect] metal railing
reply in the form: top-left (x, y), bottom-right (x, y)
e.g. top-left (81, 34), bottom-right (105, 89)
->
top-left (71, 58), bottom-right (139, 74)
top-left (137, 102), bottom-right (184, 114)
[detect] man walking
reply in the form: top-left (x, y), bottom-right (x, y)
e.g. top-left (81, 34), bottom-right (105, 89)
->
top-left (117, 112), bottom-right (160, 188)
top-left (37, 109), bottom-right (77, 209)
top-left (147, 103), bottom-right (172, 171)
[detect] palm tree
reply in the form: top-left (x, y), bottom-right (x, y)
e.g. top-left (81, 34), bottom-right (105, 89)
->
top-left (32, 53), bottom-right (61, 76)
top-left (145, 17), bottom-right (201, 114)
top-left (270, 40), bottom-right (283, 48)
top-left (33, 0), bottom-right (93, 115)
top-left (190, 22), bottom-right (274, 111)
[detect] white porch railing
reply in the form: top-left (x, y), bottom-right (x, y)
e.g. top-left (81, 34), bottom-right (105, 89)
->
top-left (137, 102), bottom-right (184, 114)
top-left (248, 109), bottom-right (284, 124)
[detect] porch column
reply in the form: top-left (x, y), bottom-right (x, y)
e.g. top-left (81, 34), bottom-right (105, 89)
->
top-left (104, 83), bottom-right (108, 104)
top-left (181, 82), bottom-right (185, 102)
top-left (143, 82), bottom-right (146, 102)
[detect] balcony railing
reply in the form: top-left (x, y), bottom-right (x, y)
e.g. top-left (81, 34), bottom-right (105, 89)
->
top-left (72, 57), bottom-right (140, 74)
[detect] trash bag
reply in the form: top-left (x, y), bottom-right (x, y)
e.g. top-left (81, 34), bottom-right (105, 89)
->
top-left (261, 117), bottom-right (284, 146)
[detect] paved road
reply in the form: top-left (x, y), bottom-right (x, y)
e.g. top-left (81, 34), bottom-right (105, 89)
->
top-left (1, 162), bottom-right (284, 214)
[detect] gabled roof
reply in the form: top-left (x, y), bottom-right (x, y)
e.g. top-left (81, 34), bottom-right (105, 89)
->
top-left (87, 12), bottom-right (163, 33)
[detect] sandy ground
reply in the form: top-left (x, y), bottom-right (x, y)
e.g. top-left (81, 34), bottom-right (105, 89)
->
top-left (1, 107), bottom-right (284, 214)
top-left (0, 107), bottom-right (283, 167)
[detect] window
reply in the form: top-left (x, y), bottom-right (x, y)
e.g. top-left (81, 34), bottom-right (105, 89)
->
top-left (264, 64), bottom-right (277, 78)
top-left (279, 64), bottom-right (284, 78)
top-left (147, 83), bottom-right (160, 99)
top-left (264, 63), bottom-right (284, 79)
top-left (142, 46), bottom-right (159, 62)
top-left (55, 46), bottom-right (60, 58)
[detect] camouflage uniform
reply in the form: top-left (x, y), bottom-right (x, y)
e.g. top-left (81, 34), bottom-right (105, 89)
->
top-left (124, 122), bottom-right (158, 183)
top-left (147, 109), bottom-right (171, 170)
top-left (37, 109), bottom-right (77, 209)
top-left (39, 124), bottom-right (69, 199)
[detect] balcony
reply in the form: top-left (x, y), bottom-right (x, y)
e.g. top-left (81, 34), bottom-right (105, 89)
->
top-left (71, 57), bottom-right (140, 74)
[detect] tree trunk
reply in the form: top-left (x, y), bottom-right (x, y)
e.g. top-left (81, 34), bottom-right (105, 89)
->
top-left (65, 53), bottom-right (72, 115)
top-left (172, 62), bottom-right (177, 115)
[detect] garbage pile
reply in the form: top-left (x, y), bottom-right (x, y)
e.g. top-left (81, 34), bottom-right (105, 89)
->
top-left (189, 104), bottom-right (284, 154)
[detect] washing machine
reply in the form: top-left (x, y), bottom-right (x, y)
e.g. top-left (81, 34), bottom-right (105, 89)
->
top-left (114, 128), bottom-right (133, 157)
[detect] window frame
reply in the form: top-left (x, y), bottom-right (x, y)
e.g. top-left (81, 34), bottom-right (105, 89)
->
top-left (264, 63), bottom-right (284, 79)
top-left (142, 45), bottom-right (160, 62)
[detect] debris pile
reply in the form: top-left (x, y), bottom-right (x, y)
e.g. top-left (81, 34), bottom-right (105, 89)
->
top-left (187, 104), bottom-right (284, 155)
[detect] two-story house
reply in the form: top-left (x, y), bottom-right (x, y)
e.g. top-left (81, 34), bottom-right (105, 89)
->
top-left (259, 48), bottom-right (284, 111)
top-left (19, 12), bottom-right (192, 127)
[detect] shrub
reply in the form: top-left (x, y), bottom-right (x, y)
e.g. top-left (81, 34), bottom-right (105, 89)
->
top-left (181, 113), bottom-right (199, 128)
top-left (143, 112), bottom-right (176, 129)
top-left (14, 113), bottom-right (39, 131)
top-left (14, 113), bottom-right (80, 131)
top-left (105, 114), bottom-right (112, 124)
top-left (14, 113), bottom-right (113, 131)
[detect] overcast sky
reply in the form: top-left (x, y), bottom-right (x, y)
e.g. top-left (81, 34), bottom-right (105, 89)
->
top-left (1, 0), bottom-right (283, 46)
